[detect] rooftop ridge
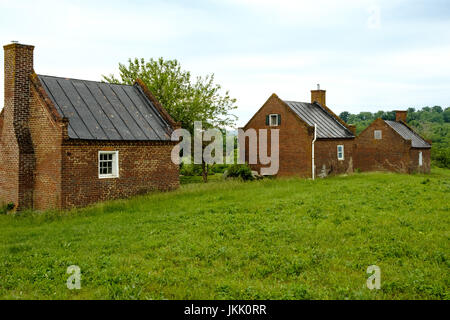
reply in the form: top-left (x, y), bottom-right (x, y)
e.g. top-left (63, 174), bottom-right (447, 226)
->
top-left (283, 100), bottom-right (354, 138)
top-left (37, 74), bottom-right (134, 87)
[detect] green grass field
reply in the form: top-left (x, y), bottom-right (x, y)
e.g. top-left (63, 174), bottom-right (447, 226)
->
top-left (0, 169), bottom-right (449, 300)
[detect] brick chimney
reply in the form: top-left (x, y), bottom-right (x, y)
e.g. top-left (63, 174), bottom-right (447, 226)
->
top-left (395, 110), bottom-right (407, 122)
top-left (3, 42), bottom-right (35, 210)
top-left (311, 84), bottom-right (326, 106)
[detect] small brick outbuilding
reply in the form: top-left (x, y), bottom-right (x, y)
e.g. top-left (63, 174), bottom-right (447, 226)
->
top-left (242, 87), bottom-right (356, 177)
top-left (354, 111), bottom-right (431, 173)
top-left (0, 43), bottom-right (179, 211)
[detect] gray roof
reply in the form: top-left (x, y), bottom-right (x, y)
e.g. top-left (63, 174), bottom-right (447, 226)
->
top-left (38, 75), bottom-right (173, 141)
top-left (283, 101), bottom-right (354, 139)
top-left (385, 120), bottom-right (431, 148)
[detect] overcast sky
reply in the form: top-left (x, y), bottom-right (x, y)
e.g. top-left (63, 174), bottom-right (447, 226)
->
top-left (1, 0), bottom-right (449, 127)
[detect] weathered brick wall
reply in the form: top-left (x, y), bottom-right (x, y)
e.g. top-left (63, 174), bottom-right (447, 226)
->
top-left (244, 94), bottom-right (313, 177)
top-left (0, 43), bottom-right (35, 209)
top-left (315, 139), bottom-right (354, 177)
top-left (61, 141), bottom-right (179, 208)
top-left (410, 148), bottom-right (431, 173)
top-left (29, 87), bottom-right (63, 210)
top-left (0, 111), bottom-right (3, 135)
top-left (0, 105), bottom-right (20, 206)
top-left (354, 119), bottom-right (412, 173)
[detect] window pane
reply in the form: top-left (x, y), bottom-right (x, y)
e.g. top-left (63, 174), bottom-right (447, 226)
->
top-left (99, 152), bottom-right (118, 177)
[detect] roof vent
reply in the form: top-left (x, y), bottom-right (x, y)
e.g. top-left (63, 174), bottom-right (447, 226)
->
top-left (11, 40), bottom-right (19, 44)
top-left (317, 84), bottom-right (320, 90)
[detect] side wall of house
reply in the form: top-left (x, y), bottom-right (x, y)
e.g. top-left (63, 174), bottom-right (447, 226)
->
top-left (244, 95), bottom-right (313, 177)
top-left (315, 139), bottom-right (354, 177)
top-left (410, 148), bottom-right (431, 173)
top-left (29, 87), bottom-right (63, 210)
top-left (0, 105), bottom-right (19, 206)
top-left (0, 112), bottom-right (3, 137)
top-left (61, 142), bottom-right (179, 208)
top-left (355, 119), bottom-right (411, 173)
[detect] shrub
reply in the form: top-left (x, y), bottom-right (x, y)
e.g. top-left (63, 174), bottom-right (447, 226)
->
top-left (432, 147), bottom-right (450, 168)
top-left (1, 202), bottom-right (14, 214)
top-left (180, 164), bottom-right (203, 176)
top-left (211, 164), bottom-right (229, 174)
top-left (224, 164), bottom-right (254, 181)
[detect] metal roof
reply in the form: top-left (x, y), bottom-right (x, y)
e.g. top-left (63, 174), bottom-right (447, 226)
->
top-left (385, 120), bottom-right (431, 148)
top-left (283, 101), bottom-right (354, 139)
top-left (38, 75), bottom-right (174, 141)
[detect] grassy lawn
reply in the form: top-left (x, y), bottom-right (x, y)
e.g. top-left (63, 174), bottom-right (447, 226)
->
top-left (0, 169), bottom-right (449, 300)
top-left (180, 173), bottom-right (223, 185)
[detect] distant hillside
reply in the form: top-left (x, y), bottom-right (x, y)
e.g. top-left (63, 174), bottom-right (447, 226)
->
top-left (339, 107), bottom-right (450, 168)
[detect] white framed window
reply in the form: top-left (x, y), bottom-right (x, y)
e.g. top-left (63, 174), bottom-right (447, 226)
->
top-left (98, 151), bottom-right (119, 179)
top-left (374, 130), bottom-right (382, 140)
top-left (337, 145), bottom-right (344, 160)
top-left (419, 152), bottom-right (423, 166)
top-left (269, 114), bottom-right (280, 126)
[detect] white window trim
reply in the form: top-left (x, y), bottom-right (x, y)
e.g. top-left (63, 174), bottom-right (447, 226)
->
top-left (98, 151), bottom-right (119, 179)
top-left (337, 145), bottom-right (344, 161)
top-left (374, 130), bottom-right (382, 140)
top-left (269, 114), bottom-right (279, 126)
top-left (419, 151), bottom-right (423, 167)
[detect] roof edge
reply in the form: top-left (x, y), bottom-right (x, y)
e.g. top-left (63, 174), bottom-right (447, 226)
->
top-left (313, 102), bottom-right (355, 137)
top-left (31, 73), bottom-right (65, 121)
top-left (134, 79), bottom-right (180, 130)
top-left (385, 119), bottom-right (432, 148)
top-left (243, 93), bottom-right (314, 131)
top-left (397, 120), bottom-right (432, 147)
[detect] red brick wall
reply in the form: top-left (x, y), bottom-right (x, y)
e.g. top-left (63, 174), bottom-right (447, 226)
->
top-left (61, 141), bottom-right (179, 208)
top-left (0, 43), bottom-right (35, 209)
top-left (29, 87), bottom-right (63, 210)
top-left (244, 94), bottom-right (314, 177)
top-left (0, 111), bottom-right (3, 135)
top-left (355, 119), bottom-right (412, 173)
top-left (315, 139), bottom-right (354, 177)
top-left (410, 148), bottom-right (431, 173)
top-left (0, 104), bottom-right (20, 206)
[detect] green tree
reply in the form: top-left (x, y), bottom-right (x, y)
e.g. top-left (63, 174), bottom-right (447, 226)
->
top-left (339, 111), bottom-right (350, 123)
top-left (103, 58), bottom-right (238, 182)
top-left (443, 107), bottom-right (450, 123)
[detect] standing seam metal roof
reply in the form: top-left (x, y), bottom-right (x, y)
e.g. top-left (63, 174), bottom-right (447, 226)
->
top-left (283, 101), bottom-right (354, 139)
top-left (38, 75), bottom-right (173, 141)
top-left (385, 120), bottom-right (431, 148)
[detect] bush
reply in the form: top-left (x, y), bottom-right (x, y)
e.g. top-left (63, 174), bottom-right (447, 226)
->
top-left (211, 164), bottom-right (229, 174)
top-left (224, 164), bottom-right (254, 181)
top-left (1, 202), bottom-right (14, 214)
top-left (180, 164), bottom-right (203, 176)
top-left (432, 147), bottom-right (450, 168)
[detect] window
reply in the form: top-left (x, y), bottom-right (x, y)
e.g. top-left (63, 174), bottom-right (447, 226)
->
top-left (267, 114), bottom-right (281, 126)
top-left (99, 151), bottom-right (119, 178)
top-left (337, 145), bottom-right (344, 160)
top-left (419, 152), bottom-right (423, 166)
top-left (374, 130), bottom-right (382, 139)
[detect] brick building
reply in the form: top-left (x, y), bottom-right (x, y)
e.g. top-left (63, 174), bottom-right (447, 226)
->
top-left (243, 87), bottom-right (356, 177)
top-left (0, 43), bottom-right (179, 211)
top-left (354, 111), bottom-right (431, 173)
